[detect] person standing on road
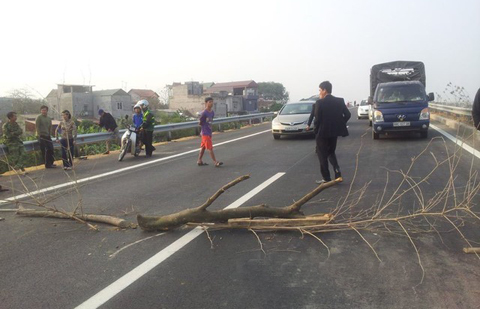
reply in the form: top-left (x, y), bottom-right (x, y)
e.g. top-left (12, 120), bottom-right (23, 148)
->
top-left (308, 81), bottom-right (350, 184)
top-left (197, 97), bottom-right (223, 167)
top-left (98, 109), bottom-right (118, 155)
top-left (55, 110), bottom-right (77, 170)
top-left (35, 105), bottom-right (56, 168)
top-left (2, 112), bottom-right (27, 174)
top-left (472, 88), bottom-right (480, 130)
top-left (138, 100), bottom-right (156, 157)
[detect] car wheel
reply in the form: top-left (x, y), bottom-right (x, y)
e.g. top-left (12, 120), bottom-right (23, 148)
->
top-left (369, 120), bottom-right (372, 127)
top-left (420, 130), bottom-right (428, 138)
top-left (357, 116), bottom-right (361, 119)
top-left (273, 134), bottom-right (281, 140)
top-left (373, 130), bottom-right (379, 140)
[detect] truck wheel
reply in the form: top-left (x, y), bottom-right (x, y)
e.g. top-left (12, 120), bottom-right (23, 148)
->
top-left (273, 134), bottom-right (281, 140)
top-left (420, 131), bottom-right (428, 138)
top-left (373, 131), bottom-right (379, 140)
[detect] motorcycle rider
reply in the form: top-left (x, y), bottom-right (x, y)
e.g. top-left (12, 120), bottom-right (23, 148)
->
top-left (132, 103), bottom-right (144, 150)
top-left (137, 100), bottom-right (156, 157)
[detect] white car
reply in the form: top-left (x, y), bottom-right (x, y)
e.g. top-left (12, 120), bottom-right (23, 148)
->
top-left (357, 99), bottom-right (370, 119)
top-left (272, 101), bottom-right (315, 139)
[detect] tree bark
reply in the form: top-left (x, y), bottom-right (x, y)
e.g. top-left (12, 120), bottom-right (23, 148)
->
top-left (137, 175), bottom-right (338, 231)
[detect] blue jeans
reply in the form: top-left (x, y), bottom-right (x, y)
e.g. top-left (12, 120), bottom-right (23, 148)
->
top-left (60, 138), bottom-right (74, 167)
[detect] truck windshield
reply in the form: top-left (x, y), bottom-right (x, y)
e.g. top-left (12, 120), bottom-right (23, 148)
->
top-left (280, 103), bottom-right (313, 115)
top-left (375, 84), bottom-right (426, 103)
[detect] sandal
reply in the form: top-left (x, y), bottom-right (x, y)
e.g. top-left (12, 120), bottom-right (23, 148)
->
top-left (197, 162), bottom-right (208, 166)
top-left (215, 161), bottom-right (223, 167)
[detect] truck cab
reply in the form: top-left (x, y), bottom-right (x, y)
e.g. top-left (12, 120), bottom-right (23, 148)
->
top-left (371, 81), bottom-right (434, 139)
top-left (369, 61), bottom-right (434, 139)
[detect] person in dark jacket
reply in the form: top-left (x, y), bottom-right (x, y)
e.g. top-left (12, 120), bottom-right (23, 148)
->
top-left (472, 88), bottom-right (480, 130)
top-left (307, 81), bottom-right (351, 184)
top-left (98, 109), bottom-right (118, 154)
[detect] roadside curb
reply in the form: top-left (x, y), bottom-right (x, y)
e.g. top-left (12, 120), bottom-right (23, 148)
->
top-left (431, 114), bottom-right (480, 143)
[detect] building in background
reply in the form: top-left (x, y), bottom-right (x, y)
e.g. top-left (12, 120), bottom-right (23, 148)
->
top-left (204, 80), bottom-right (258, 114)
top-left (128, 89), bottom-right (159, 105)
top-left (92, 89), bottom-right (132, 119)
top-left (46, 84), bottom-right (131, 120)
top-left (168, 80), bottom-right (258, 117)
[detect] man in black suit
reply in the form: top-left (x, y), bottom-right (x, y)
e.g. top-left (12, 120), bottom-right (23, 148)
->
top-left (307, 81), bottom-right (351, 184)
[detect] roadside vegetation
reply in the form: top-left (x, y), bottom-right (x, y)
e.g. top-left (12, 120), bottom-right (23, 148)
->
top-left (0, 110), bottom-right (253, 173)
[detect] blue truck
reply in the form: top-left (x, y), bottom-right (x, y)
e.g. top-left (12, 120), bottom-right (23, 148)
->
top-left (369, 61), bottom-right (435, 139)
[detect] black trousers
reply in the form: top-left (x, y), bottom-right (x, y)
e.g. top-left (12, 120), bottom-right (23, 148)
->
top-left (316, 136), bottom-right (340, 181)
top-left (143, 131), bottom-right (154, 156)
top-left (60, 138), bottom-right (74, 167)
top-left (39, 136), bottom-right (55, 167)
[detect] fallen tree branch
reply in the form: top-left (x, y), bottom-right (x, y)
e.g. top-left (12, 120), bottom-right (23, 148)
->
top-left (17, 207), bottom-right (136, 229)
top-left (463, 247), bottom-right (480, 254)
top-left (137, 175), bottom-right (339, 231)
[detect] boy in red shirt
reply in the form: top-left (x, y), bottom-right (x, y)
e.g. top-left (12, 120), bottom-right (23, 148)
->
top-left (197, 97), bottom-right (223, 167)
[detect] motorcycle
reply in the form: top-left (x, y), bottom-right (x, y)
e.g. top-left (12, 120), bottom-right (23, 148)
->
top-left (118, 125), bottom-right (141, 161)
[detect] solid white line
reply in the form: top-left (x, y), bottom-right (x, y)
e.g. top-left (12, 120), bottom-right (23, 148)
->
top-left (75, 172), bottom-right (285, 309)
top-left (430, 124), bottom-right (480, 159)
top-left (0, 129), bottom-right (271, 206)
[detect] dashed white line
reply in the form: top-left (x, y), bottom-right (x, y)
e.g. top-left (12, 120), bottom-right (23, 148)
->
top-left (75, 172), bottom-right (285, 309)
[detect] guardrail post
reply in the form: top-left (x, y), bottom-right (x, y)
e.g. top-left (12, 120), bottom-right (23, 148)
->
top-left (249, 119), bottom-right (252, 125)
top-left (218, 124), bottom-right (222, 132)
top-left (167, 131), bottom-right (172, 141)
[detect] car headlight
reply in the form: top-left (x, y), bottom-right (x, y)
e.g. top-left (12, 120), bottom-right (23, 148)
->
top-left (419, 107), bottom-right (429, 120)
top-left (374, 110), bottom-right (384, 122)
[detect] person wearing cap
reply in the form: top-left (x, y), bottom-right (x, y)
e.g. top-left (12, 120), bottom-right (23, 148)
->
top-left (98, 109), bottom-right (118, 155)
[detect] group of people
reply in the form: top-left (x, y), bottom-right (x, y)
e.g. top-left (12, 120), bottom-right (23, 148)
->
top-left (1, 106), bottom-right (78, 182)
top-left (1, 99), bottom-right (158, 177)
top-left (4, 84), bottom-right (479, 189)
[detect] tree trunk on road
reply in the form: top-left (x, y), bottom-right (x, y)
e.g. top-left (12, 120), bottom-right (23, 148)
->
top-left (137, 175), bottom-right (338, 231)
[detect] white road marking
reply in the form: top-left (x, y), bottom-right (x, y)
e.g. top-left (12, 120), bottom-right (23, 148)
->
top-left (75, 172), bottom-right (285, 309)
top-left (430, 124), bottom-right (480, 159)
top-left (0, 129), bottom-right (271, 206)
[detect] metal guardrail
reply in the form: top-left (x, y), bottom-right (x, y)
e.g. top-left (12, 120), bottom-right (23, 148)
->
top-left (0, 112), bottom-right (275, 154)
top-left (429, 103), bottom-right (472, 117)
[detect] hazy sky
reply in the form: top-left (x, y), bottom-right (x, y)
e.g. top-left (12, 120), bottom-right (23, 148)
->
top-left (1, 0), bottom-right (479, 103)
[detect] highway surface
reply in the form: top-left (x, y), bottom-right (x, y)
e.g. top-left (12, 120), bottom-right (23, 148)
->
top-left (1, 110), bottom-right (479, 309)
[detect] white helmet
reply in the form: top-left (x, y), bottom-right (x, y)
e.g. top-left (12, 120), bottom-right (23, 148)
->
top-left (133, 102), bottom-right (142, 109)
top-left (137, 99), bottom-right (149, 108)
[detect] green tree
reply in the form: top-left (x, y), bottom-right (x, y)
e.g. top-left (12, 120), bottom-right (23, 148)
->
top-left (257, 82), bottom-right (289, 104)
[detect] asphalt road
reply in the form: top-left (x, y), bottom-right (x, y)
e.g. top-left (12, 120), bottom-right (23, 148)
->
top-left (1, 112), bottom-right (479, 309)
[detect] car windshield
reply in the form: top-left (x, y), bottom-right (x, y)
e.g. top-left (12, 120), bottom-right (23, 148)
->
top-left (359, 100), bottom-right (368, 106)
top-left (280, 103), bottom-right (313, 115)
top-left (375, 84), bottom-right (426, 103)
